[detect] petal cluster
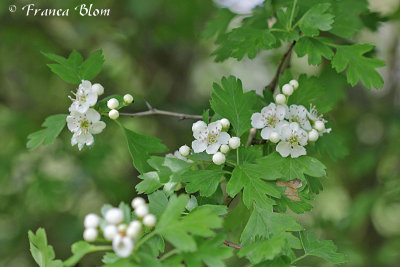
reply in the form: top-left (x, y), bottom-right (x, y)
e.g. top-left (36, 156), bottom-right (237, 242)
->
top-left (214, 0), bottom-right (265, 14)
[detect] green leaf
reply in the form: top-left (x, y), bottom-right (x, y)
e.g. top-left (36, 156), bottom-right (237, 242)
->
top-left (79, 50), bottom-right (105, 80)
top-left (148, 190), bottom-right (169, 218)
top-left (28, 228), bottom-right (63, 267)
top-left (297, 3), bottom-right (334, 36)
top-left (294, 37), bottom-right (334, 65)
top-left (156, 195), bottom-right (222, 252)
top-left (299, 232), bottom-right (347, 264)
top-left (181, 166), bottom-right (225, 197)
top-left (226, 164), bottom-right (281, 209)
top-left (202, 8), bottom-right (235, 40)
top-left (94, 94), bottom-right (126, 113)
top-left (42, 51), bottom-right (82, 84)
top-left (210, 76), bottom-right (257, 137)
top-left (27, 114), bottom-right (68, 150)
top-left (123, 128), bottom-right (168, 173)
top-left (136, 172), bottom-right (162, 194)
top-left (332, 44), bottom-right (385, 89)
top-left (63, 241), bottom-right (113, 267)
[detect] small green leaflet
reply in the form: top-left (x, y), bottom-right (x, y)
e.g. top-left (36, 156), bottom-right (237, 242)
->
top-left (294, 37), bottom-right (334, 65)
top-left (181, 166), bottom-right (225, 197)
top-left (27, 114), bottom-right (68, 150)
top-left (226, 164), bottom-right (281, 209)
top-left (210, 76), bottom-right (257, 137)
top-left (148, 190), bottom-right (169, 218)
top-left (42, 50), bottom-right (104, 84)
top-left (63, 241), bottom-right (113, 267)
top-left (155, 195), bottom-right (222, 252)
top-left (181, 235), bottom-right (233, 267)
top-left (299, 232), bottom-right (347, 264)
top-left (297, 3), bottom-right (334, 36)
top-left (28, 228), bottom-right (63, 267)
top-left (202, 8), bottom-right (235, 41)
top-left (123, 128), bottom-right (168, 174)
top-left (332, 44), bottom-right (385, 89)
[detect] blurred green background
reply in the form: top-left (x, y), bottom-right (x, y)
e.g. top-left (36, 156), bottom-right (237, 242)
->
top-left (1, 0), bottom-right (400, 266)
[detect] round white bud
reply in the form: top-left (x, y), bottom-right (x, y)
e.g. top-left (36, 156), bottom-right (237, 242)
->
top-left (228, 137), bottom-right (241, 149)
top-left (129, 220), bottom-right (142, 231)
top-left (105, 208), bottom-right (124, 225)
top-left (308, 129), bottom-right (319, 142)
top-left (275, 94), bottom-right (286, 105)
top-left (212, 152), bottom-right (226, 165)
top-left (314, 121), bottom-right (325, 132)
top-left (289, 79), bottom-right (299, 89)
top-left (131, 197), bottom-right (145, 209)
top-left (109, 109), bottom-right (119, 120)
top-left (103, 224), bottom-right (118, 240)
top-left (220, 144), bottom-right (229, 154)
top-left (269, 132), bottom-right (280, 143)
top-left (107, 98), bottom-right (119, 109)
top-left (220, 118), bottom-right (230, 129)
top-left (123, 94), bottom-right (134, 104)
top-left (143, 214), bottom-right (157, 227)
top-left (282, 84), bottom-right (294, 96)
top-left (126, 224), bottom-right (141, 239)
top-left (134, 204), bottom-right (149, 218)
top-left (92, 83), bottom-right (104, 96)
top-left (83, 228), bottom-right (98, 242)
top-left (84, 213), bottom-right (100, 229)
top-left (179, 145), bottom-right (190, 157)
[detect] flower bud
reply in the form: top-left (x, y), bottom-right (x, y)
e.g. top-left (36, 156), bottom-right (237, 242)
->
top-left (220, 118), bottom-right (230, 129)
top-left (314, 120), bottom-right (325, 132)
top-left (308, 129), bottom-right (319, 142)
top-left (123, 94), bottom-right (134, 104)
top-left (275, 94), bottom-right (286, 105)
top-left (289, 79), bottom-right (299, 89)
top-left (105, 208), bottom-right (124, 225)
top-left (107, 98), bottom-right (119, 109)
top-left (83, 228), bottom-right (98, 242)
top-left (179, 145), bottom-right (190, 157)
top-left (143, 214), bottom-right (157, 227)
top-left (92, 83), bottom-right (104, 96)
top-left (220, 144), bottom-right (229, 154)
top-left (131, 197), bottom-right (145, 209)
top-left (228, 137), bottom-right (241, 149)
top-left (84, 213), bottom-right (100, 229)
top-left (109, 109), bottom-right (119, 120)
top-left (282, 84), bottom-right (294, 96)
top-left (134, 204), bottom-right (149, 218)
top-left (103, 224), bottom-right (118, 240)
top-left (269, 132), bottom-right (280, 143)
top-left (212, 152), bottom-right (226, 165)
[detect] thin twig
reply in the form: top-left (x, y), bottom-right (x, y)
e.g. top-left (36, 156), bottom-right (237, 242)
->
top-left (251, 139), bottom-right (266, 145)
top-left (246, 128), bottom-right (257, 147)
top-left (265, 41), bottom-right (296, 92)
top-left (224, 240), bottom-right (243, 250)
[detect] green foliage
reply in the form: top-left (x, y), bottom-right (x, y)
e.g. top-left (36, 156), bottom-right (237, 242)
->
top-left (202, 8), bottom-right (235, 40)
top-left (332, 44), bottom-right (385, 89)
top-left (294, 37), bottom-right (334, 65)
top-left (27, 114), bottom-right (67, 150)
top-left (43, 50), bottom-right (104, 84)
top-left (28, 228), bottom-right (63, 267)
top-left (297, 3), bottom-right (334, 36)
top-left (299, 232), bottom-right (347, 264)
top-left (181, 166), bottom-right (225, 197)
top-left (95, 94), bottom-right (127, 114)
top-left (210, 76), bottom-right (257, 137)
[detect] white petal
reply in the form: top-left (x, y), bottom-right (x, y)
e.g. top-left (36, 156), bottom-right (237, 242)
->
top-left (276, 105), bottom-right (286, 120)
top-left (276, 141), bottom-right (291, 157)
top-left (86, 92), bottom-right (98, 107)
top-left (280, 125), bottom-right (292, 140)
top-left (291, 144), bottom-right (306, 158)
top-left (86, 108), bottom-right (101, 123)
top-left (192, 140), bottom-right (207, 153)
top-left (67, 116), bottom-right (80, 132)
top-left (289, 122), bottom-right (300, 131)
top-left (260, 127), bottom-right (273, 140)
top-left (112, 235), bottom-right (134, 258)
top-left (206, 143), bottom-right (220, 155)
top-left (297, 105), bottom-right (308, 118)
top-left (301, 119), bottom-right (312, 131)
top-left (77, 103), bottom-right (89, 114)
top-left (251, 113), bottom-right (265, 129)
top-left (90, 121), bottom-right (106, 134)
top-left (208, 121), bottom-right (222, 134)
top-left (217, 132), bottom-right (230, 145)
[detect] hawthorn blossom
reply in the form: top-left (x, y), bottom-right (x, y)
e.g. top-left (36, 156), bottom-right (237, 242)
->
top-left (166, 150), bottom-right (193, 163)
top-left (112, 234), bottom-right (134, 258)
top-left (67, 108), bottom-right (106, 150)
top-left (191, 121), bottom-right (230, 154)
top-left (276, 122), bottom-right (308, 158)
top-left (214, 0), bottom-right (265, 14)
top-left (308, 105), bottom-right (331, 136)
top-left (251, 103), bottom-right (286, 140)
top-left (285, 105), bottom-right (312, 131)
top-left (69, 80), bottom-right (98, 113)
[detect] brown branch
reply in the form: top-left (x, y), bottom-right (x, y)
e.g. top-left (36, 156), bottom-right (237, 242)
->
top-left (265, 41), bottom-right (296, 92)
top-left (246, 128), bottom-right (257, 147)
top-left (224, 240), bottom-right (242, 250)
top-left (119, 100), bottom-right (203, 120)
top-left (251, 139), bottom-right (266, 145)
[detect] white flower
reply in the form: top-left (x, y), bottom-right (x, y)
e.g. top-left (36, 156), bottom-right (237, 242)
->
top-left (143, 214), bottom-right (157, 227)
top-left (212, 152), bottom-right (226, 165)
top-left (69, 80), bottom-right (98, 113)
top-left (84, 214), bottom-right (100, 228)
top-left (105, 208), bottom-right (124, 225)
top-left (307, 105), bottom-right (325, 122)
top-left (67, 108), bottom-right (106, 150)
top-left (112, 234), bottom-right (134, 258)
top-left (251, 103), bottom-right (286, 141)
top-left (92, 83), bottom-right (104, 96)
top-left (214, 0), bottom-right (265, 14)
top-left (285, 105), bottom-right (312, 131)
top-left (269, 132), bottom-right (280, 143)
top-left (276, 122), bottom-right (308, 158)
top-left (228, 137), bottom-right (241, 149)
top-left (191, 121), bottom-right (230, 154)
top-left (83, 228), bottom-right (98, 242)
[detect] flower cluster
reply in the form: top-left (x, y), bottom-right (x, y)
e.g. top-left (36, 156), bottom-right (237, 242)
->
top-left (66, 80), bottom-right (134, 150)
top-left (83, 197), bottom-right (156, 258)
top-left (214, 0), bottom-right (265, 14)
top-left (251, 79), bottom-right (331, 158)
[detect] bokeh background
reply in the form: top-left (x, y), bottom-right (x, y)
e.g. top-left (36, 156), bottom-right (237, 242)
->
top-left (1, 0), bottom-right (400, 266)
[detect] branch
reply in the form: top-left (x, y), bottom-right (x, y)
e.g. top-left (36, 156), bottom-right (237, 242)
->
top-left (251, 139), bottom-right (266, 145)
top-left (119, 100), bottom-right (203, 120)
top-left (265, 41), bottom-right (296, 92)
top-left (224, 240), bottom-right (242, 250)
